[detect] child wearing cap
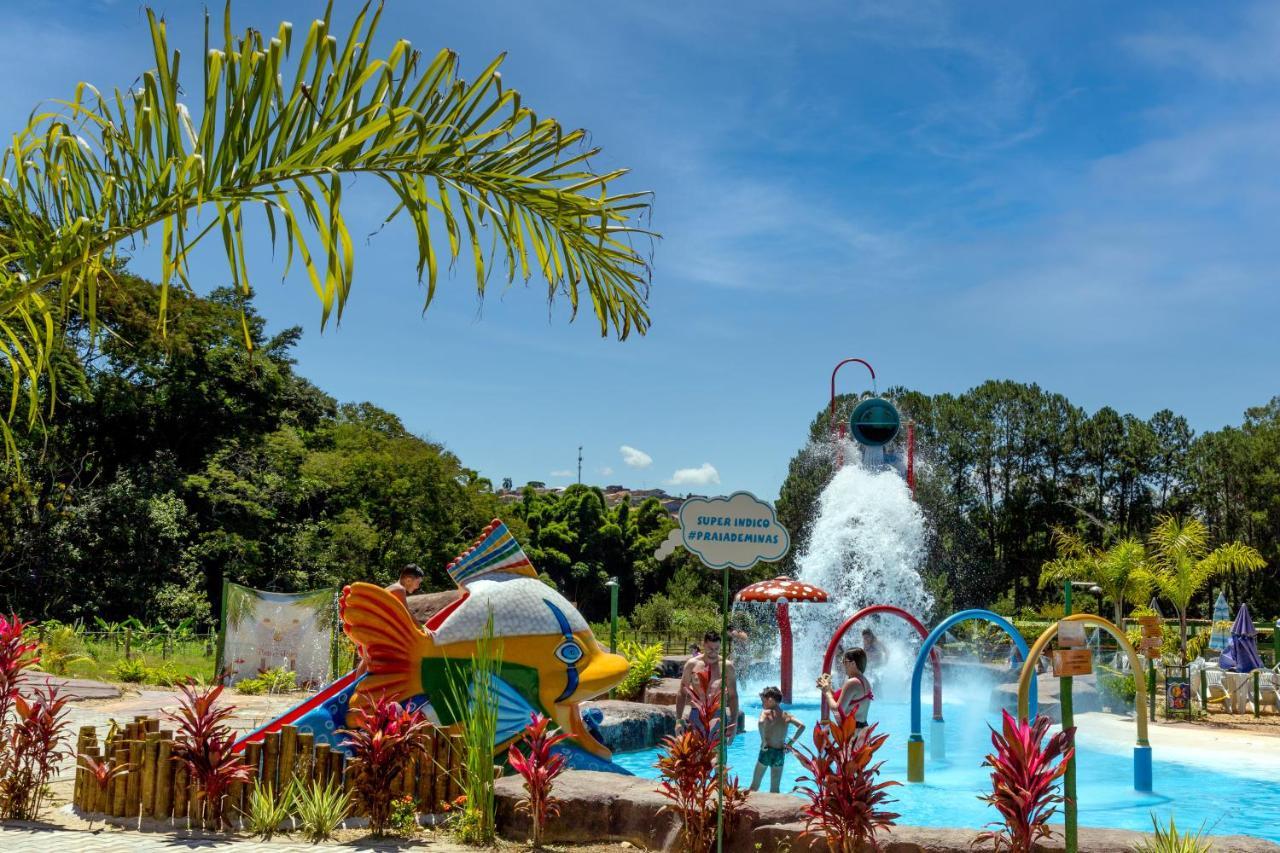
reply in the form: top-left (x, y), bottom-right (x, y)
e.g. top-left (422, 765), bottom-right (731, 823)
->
top-left (749, 686), bottom-right (805, 793)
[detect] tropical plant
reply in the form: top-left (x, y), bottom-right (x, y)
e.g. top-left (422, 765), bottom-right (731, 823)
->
top-left (235, 667), bottom-right (297, 696)
top-left (507, 713), bottom-right (570, 847)
top-left (792, 707), bottom-right (899, 853)
top-left (1139, 516), bottom-right (1266, 661)
top-left (78, 753), bottom-right (131, 825)
top-left (245, 782), bottom-right (293, 840)
top-left (1132, 814), bottom-right (1213, 853)
top-left (0, 614), bottom-right (40, 818)
top-left (0, 2), bottom-right (653, 458)
top-left (976, 711), bottom-right (1075, 853)
top-left (441, 613), bottom-right (501, 845)
top-left (1039, 529), bottom-right (1151, 626)
top-left (0, 684), bottom-right (73, 820)
top-left (339, 692), bottom-right (435, 835)
top-left (655, 667), bottom-right (748, 853)
top-left (389, 794), bottom-right (419, 837)
top-left (614, 640), bottom-right (664, 701)
top-left (109, 657), bottom-right (149, 683)
top-left (165, 682), bottom-right (254, 828)
top-left (290, 777), bottom-right (350, 843)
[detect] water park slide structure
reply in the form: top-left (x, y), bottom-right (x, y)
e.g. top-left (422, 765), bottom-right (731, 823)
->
top-left (234, 520), bottom-right (631, 772)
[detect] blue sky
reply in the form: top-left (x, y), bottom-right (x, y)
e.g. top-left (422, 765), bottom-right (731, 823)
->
top-left (2, 1), bottom-right (1277, 499)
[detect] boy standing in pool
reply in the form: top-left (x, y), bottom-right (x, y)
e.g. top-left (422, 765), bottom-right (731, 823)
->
top-left (750, 686), bottom-right (805, 793)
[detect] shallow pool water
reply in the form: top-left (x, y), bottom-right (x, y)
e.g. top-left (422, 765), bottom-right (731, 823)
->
top-left (612, 692), bottom-right (1278, 842)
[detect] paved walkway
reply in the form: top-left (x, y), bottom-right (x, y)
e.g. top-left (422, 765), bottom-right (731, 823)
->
top-left (0, 823), bottom-right (452, 851)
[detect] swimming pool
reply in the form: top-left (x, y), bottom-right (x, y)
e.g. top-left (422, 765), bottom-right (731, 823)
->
top-left (611, 691), bottom-right (1278, 842)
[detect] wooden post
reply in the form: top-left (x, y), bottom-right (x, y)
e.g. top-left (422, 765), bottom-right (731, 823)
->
top-left (295, 732), bottom-right (315, 787)
top-left (111, 738), bottom-right (129, 816)
top-left (124, 626), bottom-right (132, 660)
top-left (447, 734), bottom-right (465, 802)
top-left (432, 730), bottom-right (449, 810)
top-left (327, 749), bottom-right (344, 788)
top-left (415, 741), bottom-right (433, 811)
top-left (140, 732), bottom-right (160, 818)
top-left (262, 730), bottom-right (282, 793)
top-left (126, 724), bottom-right (144, 817)
top-left (155, 739), bottom-right (173, 819)
top-left (279, 726), bottom-right (298, 792)
top-left (172, 764), bottom-right (189, 821)
top-left (73, 726), bottom-right (94, 809)
top-left (189, 787), bottom-right (205, 831)
top-left (314, 743), bottom-right (331, 787)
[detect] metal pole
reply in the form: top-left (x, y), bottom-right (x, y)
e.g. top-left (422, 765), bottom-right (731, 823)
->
top-left (607, 578), bottom-right (620, 699)
top-left (716, 566), bottom-right (729, 853)
top-left (1273, 620), bottom-right (1279, 668)
top-left (1148, 659), bottom-right (1157, 722)
top-left (1062, 581), bottom-right (1077, 853)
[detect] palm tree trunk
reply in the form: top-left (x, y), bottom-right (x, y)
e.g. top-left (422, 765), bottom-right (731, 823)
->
top-left (1179, 608), bottom-right (1189, 664)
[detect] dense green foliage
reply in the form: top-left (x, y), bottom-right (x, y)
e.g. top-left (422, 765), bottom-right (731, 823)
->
top-left (0, 274), bottom-right (505, 626)
top-left (778, 382), bottom-right (1278, 621)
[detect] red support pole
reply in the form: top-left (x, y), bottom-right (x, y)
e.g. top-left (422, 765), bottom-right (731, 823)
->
top-left (778, 602), bottom-right (793, 704)
top-left (906, 420), bottom-right (916, 497)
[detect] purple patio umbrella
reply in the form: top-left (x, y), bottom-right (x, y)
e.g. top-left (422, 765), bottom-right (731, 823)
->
top-left (1219, 603), bottom-right (1265, 673)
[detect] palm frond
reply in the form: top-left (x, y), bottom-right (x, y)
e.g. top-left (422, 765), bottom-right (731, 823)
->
top-left (0, 2), bottom-right (655, 456)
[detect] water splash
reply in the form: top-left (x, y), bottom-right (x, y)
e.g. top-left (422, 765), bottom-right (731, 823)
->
top-left (789, 441), bottom-right (933, 696)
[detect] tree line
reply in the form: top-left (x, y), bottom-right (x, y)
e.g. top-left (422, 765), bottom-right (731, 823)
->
top-left (777, 382), bottom-right (1279, 622)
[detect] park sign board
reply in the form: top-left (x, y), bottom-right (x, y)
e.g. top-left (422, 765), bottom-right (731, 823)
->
top-left (678, 491), bottom-right (790, 570)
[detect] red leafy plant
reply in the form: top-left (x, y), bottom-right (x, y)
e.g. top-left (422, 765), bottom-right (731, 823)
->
top-left (339, 693), bottom-right (435, 835)
top-left (0, 614), bottom-right (64, 821)
top-left (0, 684), bottom-right (73, 820)
top-left (165, 682), bottom-right (254, 829)
top-left (656, 668), bottom-right (748, 853)
top-left (976, 711), bottom-right (1075, 853)
top-left (507, 713), bottom-right (570, 847)
top-left (793, 705), bottom-right (900, 853)
top-left (79, 753), bottom-right (131, 823)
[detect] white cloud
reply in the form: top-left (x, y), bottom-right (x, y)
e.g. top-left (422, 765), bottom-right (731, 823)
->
top-left (1126, 4), bottom-right (1280, 82)
top-left (620, 445), bottom-right (653, 469)
top-left (550, 470), bottom-right (574, 478)
top-left (599, 466), bottom-right (614, 476)
top-left (668, 463), bottom-right (721, 488)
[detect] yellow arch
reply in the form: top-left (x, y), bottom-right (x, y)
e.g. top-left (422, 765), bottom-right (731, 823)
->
top-left (1017, 613), bottom-right (1149, 747)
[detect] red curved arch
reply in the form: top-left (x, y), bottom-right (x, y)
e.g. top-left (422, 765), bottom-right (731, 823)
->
top-left (822, 604), bottom-right (942, 721)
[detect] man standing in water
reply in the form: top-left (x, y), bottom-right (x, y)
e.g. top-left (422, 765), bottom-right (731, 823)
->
top-left (676, 630), bottom-right (739, 745)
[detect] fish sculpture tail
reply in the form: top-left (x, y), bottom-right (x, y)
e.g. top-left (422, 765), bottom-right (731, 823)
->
top-left (340, 582), bottom-right (430, 699)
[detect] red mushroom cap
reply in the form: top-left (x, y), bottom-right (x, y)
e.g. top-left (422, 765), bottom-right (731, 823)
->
top-left (735, 577), bottom-right (829, 603)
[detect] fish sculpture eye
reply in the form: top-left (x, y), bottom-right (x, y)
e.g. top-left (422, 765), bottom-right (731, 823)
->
top-left (555, 639), bottom-right (584, 665)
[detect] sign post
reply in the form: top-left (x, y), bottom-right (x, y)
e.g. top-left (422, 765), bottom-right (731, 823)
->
top-left (676, 492), bottom-right (790, 853)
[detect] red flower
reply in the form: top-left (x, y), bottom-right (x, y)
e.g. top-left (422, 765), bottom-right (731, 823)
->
top-left (507, 714), bottom-right (571, 847)
top-left (976, 710), bottom-right (1075, 853)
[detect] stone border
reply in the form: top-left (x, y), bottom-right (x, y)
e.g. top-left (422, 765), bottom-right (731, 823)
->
top-left (494, 770), bottom-right (1280, 853)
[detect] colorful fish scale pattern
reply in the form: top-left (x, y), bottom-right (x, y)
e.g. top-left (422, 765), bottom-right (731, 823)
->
top-left (445, 519), bottom-right (535, 584)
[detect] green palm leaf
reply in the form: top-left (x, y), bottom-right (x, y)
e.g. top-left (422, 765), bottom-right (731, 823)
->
top-left (0, 2), bottom-right (655, 457)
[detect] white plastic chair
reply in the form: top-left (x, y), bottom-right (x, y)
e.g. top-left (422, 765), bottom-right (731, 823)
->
top-left (1201, 668), bottom-right (1228, 710)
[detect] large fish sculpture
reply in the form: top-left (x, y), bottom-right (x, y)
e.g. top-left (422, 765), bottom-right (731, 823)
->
top-left (234, 520), bottom-right (630, 773)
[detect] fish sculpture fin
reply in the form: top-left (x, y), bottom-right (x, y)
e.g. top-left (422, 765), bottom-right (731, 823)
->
top-left (446, 519), bottom-right (538, 586)
top-left (339, 582), bottom-right (430, 699)
top-left (480, 672), bottom-right (541, 745)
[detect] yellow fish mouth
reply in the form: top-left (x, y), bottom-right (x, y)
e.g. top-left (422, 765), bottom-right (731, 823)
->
top-left (574, 649), bottom-right (629, 698)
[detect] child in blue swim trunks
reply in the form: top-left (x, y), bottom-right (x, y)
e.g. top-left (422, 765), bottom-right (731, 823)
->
top-left (749, 686), bottom-right (805, 793)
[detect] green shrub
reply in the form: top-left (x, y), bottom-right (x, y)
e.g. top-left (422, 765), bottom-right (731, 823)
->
top-left (290, 779), bottom-right (350, 843)
top-left (236, 677), bottom-right (267, 695)
top-left (1133, 814), bottom-right (1211, 853)
top-left (1097, 668), bottom-right (1136, 710)
top-left (144, 663), bottom-right (184, 686)
top-left (31, 622), bottom-right (92, 676)
top-left (389, 794), bottom-right (418, 836)
top-left (615, 640), bottom-right (663, 701)
top-left (110, 657), bottom-right (148, 683)
top-left (235, 667), bottom-right (296, 695)
top-left (245, 782), bottom-right (293, 840)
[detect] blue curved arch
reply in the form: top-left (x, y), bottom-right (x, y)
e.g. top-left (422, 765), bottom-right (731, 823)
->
top-left (909, 609), bottom-right (1038, 740)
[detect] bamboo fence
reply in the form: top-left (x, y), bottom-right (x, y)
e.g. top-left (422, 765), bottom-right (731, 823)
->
top-left (73, 716), bottom-right (465, 826)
